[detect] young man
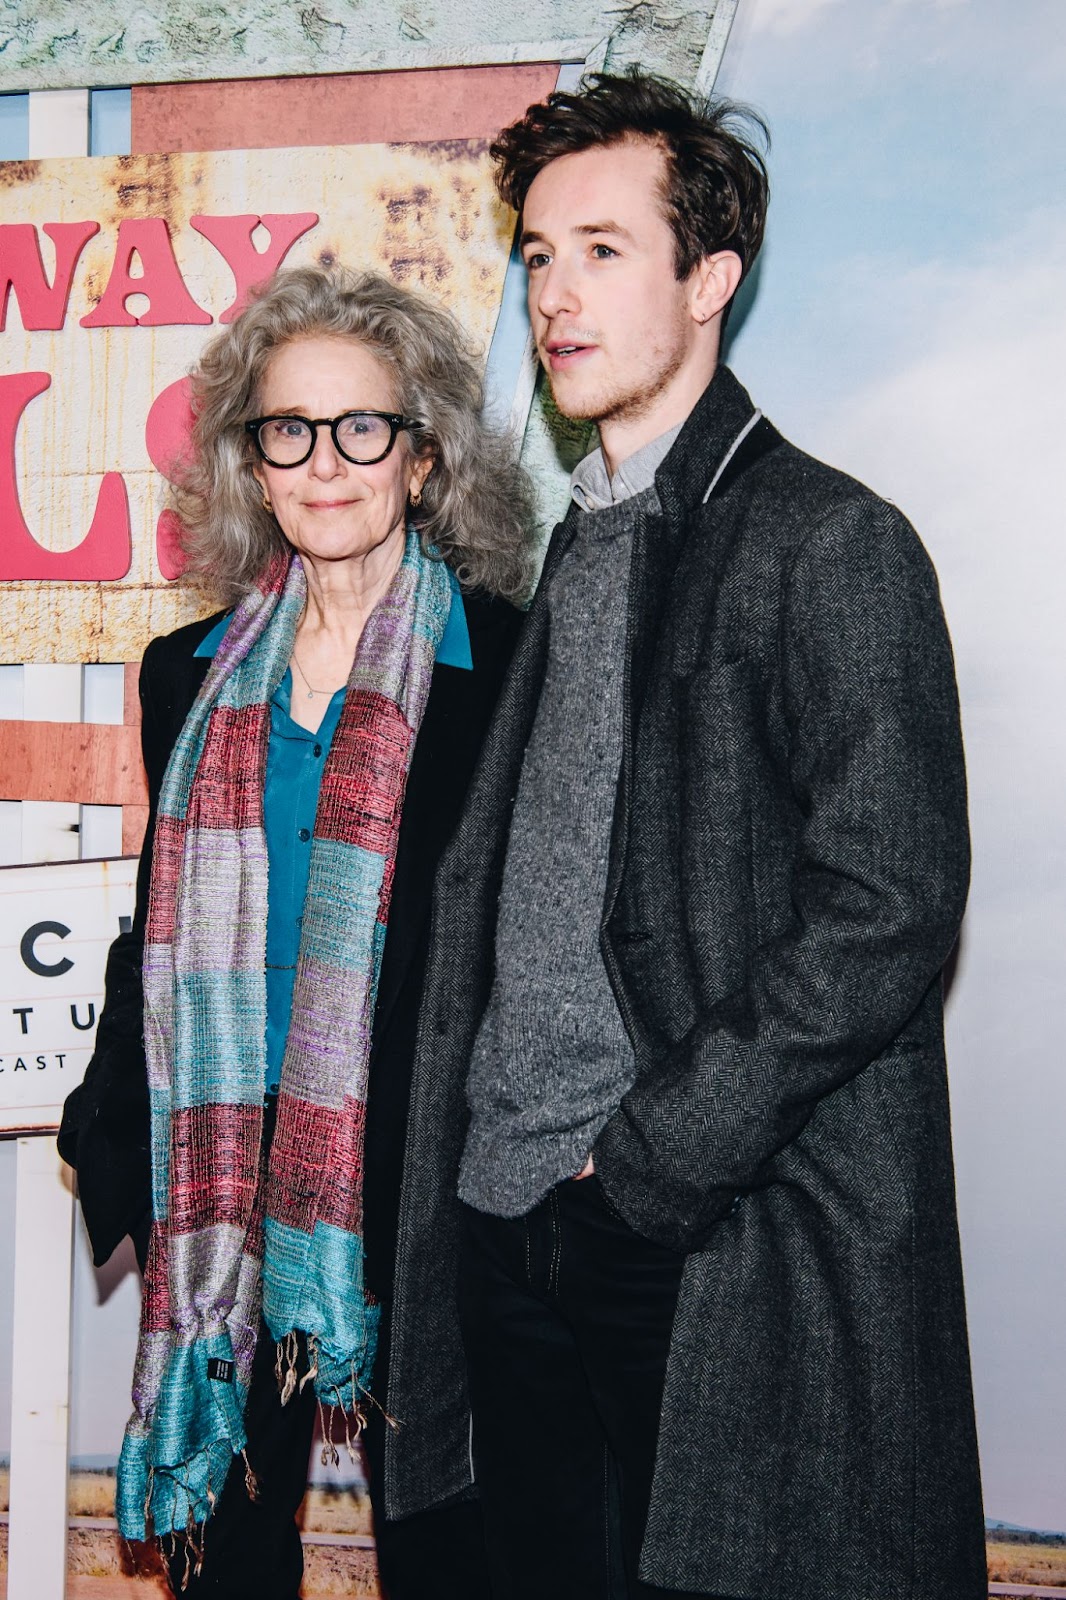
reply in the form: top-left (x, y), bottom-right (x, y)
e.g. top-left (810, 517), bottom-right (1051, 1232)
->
top-left (380, 73), bottom-right (986, 1600)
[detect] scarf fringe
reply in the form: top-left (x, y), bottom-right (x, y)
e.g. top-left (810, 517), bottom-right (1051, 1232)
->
top-left (242, 1447), bottom-right (260, 1502)
top-left (299, 1330), bottom-right (320, 1394)
top-left (277, 1329), bottom-right (300, 1406)
top-left (279, 1331), bottom-right (401, 1467)
top-left (161, 1524), bottom-right (204, 1594)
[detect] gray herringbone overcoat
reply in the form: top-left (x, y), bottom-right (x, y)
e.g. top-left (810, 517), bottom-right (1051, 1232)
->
top-left (382, 367), bottom-right (986, 1600)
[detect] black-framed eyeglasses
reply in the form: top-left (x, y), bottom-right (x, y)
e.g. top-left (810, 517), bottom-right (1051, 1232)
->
top-left (244, 410), bottom-right (422, 468)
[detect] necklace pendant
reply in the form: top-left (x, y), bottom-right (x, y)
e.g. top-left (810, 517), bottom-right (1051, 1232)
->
top-left (307, 689), bottom-right (314, 700)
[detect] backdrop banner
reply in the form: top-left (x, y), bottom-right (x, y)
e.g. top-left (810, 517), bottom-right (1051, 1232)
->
top-left (0, 142), bottom-right (512, 662)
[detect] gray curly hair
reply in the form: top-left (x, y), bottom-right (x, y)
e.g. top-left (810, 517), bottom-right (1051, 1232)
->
top-left (174, 265), bottom-right (537, 603)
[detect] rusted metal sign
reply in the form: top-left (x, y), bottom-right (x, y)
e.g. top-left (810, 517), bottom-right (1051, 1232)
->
top-left (0, 141), bottom-right (512, 662)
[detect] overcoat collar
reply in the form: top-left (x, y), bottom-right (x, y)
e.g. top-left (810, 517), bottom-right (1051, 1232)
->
top-left (654, 364), bottom-right (759, 530)
top-left (619, 364), bottom-right (761, 692)
top-left (624, 364), bottom-right (762, 697)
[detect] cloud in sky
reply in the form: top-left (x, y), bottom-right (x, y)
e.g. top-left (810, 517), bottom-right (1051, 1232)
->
top-left (735, 198), bottom-right (1066, 904)
top-left (746, 0), bottom-right (845, 36)
top-left (727, 0), bottom-right (1062, 112)
top-left (818, 212), bottom-right (1065, 607)
top-left (839, 230), bottom-right (1066, 1521)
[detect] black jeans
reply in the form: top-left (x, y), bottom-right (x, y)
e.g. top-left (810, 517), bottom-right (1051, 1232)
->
top-left (458, 1174), bottom-right (704, 1600)
top-left (163, 1322), bottom-right (316, 1600)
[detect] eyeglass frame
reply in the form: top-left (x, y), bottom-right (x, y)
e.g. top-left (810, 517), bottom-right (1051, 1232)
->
top-left (244, 410), bottom-right (423, 469)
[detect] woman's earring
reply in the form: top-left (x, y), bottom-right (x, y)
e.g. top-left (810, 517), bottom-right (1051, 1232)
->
top-left (262, 494), bottom-right (273, 512)
top-left (409, 488), bottom-right (422, 508)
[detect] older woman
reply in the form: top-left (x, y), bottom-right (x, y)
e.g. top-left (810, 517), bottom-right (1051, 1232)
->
top-left (58, 265), bottom-right (533, 1600)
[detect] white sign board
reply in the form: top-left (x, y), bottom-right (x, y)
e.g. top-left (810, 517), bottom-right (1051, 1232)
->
top-left (0, 856), bottom-right (137, 1131)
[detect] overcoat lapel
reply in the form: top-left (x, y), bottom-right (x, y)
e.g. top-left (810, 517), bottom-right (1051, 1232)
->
top-left (373, 595), bottom-right (524, 1044)
top-left (372, 671), bottom-right (463, 1043)
top-left (603, 367), bottom-right (760, 925)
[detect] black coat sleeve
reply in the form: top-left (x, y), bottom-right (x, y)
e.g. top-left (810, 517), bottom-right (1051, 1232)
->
top-left (57, 624), bottom-right (214, 1266)
top-left (594, 498), bottom-right (971, 1248)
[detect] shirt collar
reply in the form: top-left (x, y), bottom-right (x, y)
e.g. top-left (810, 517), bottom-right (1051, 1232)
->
top-left (569, 422), bottom-right (684, 513)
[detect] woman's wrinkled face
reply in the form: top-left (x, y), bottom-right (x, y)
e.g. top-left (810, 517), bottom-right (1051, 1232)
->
top-left (250, 334), bottom-right (431, 576)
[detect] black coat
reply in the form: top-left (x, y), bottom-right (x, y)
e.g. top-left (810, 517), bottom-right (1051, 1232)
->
top-left (57, 589), bottom-right (521, 1301)
top-left (383, 368), bottom-right (987, 1599)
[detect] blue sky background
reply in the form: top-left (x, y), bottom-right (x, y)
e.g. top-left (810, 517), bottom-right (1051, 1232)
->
top-left (718, 0), bottom-right (1066, 1530)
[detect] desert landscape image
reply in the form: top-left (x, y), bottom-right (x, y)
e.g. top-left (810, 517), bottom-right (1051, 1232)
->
top-left (1, 1466), bottom-right (1064, 1598)
top-left (0, 1465), bottom-right (383, 1598)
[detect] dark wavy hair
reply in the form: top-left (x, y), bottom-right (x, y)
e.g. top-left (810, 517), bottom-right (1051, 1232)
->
top-left (491, 69), bottom-right (770, 295)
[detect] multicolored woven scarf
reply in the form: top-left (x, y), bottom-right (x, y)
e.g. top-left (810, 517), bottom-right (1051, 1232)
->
top-left (116, 528), bottom-right (452, 1546)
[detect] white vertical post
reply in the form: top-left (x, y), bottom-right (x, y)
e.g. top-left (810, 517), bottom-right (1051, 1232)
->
top-left (0, 804), bottom-right (23, 869)
top-left (4, 86), bottom-right (113, 1600)
top-left (7, 1138), bottom-right (76, 1600)
top-left (22, 665), bottom-right (82, 722)
top-left (5, 622), bottom-right (86, 1589)
top-left (80, 803), bottom-right (124, 860)
top-left (80, 666), bottom-right (126, 860)
top-left (81, 663), bottom-right (126, 726)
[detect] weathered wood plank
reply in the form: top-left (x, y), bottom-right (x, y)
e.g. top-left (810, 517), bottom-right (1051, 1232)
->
top-left (0, 722), bottom-right (147, 806)
top-left (131, 63), bottom-right (559, 153)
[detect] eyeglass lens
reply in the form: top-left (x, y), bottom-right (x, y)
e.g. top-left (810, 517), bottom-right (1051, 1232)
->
top-left (257, 413), bottom-right (395, 465)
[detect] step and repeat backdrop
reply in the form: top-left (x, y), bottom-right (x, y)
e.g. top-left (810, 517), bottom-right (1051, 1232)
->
top-left (1, 0), bottom-right (1063, 1593)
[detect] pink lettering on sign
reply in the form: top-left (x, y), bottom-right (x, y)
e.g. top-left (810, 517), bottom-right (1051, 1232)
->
top-left (80, 218), bottom-right (212, 328)
top-left (0, 211), bottom-right (323, 582)
top-left (190, 213), bottom-right (319, 322)
top-left (0, 222), bottom-right (101, 332)
top-left (154, 508), bottom-right (187, 581)
top-left (0, 373), bottom-right (132, 581)
top-left (145, 378), bottom-right (197, 579)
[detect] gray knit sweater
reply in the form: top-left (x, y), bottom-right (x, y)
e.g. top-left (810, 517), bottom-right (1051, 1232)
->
top-left (457, 488), bottom-right (654, 1217)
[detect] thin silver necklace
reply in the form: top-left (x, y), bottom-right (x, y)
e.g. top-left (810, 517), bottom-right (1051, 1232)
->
top-left (291, 652), bottom-right (335, 701)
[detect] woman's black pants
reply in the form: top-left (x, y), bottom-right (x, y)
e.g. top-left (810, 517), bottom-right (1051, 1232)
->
top-left (161, 1318), bottom-right (491, 1600)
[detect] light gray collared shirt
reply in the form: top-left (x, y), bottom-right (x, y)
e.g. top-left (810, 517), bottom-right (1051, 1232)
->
top-left (569, 423), bottom-right (683, 513)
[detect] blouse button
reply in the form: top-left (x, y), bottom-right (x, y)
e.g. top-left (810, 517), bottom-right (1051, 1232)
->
top-left (313, 743), bottom-right (323, 757)
top-left (298, 827), bottom-right (311, 842)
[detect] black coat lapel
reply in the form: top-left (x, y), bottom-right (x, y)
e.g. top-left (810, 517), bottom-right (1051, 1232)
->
top-left (363, 590), bottom-right (523, 1299)
top-left (603, 370), bottom-right (776, 924)
top-left (435, 512), bottom-right (579, 886)
top-left (371, 592), bottom-right (525, 1047)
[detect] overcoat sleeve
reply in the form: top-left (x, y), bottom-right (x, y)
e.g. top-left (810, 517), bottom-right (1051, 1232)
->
top-left (593, 497), bottom-right (971, 1248)
top-left (56, 636), bottom-right (184, 1267)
